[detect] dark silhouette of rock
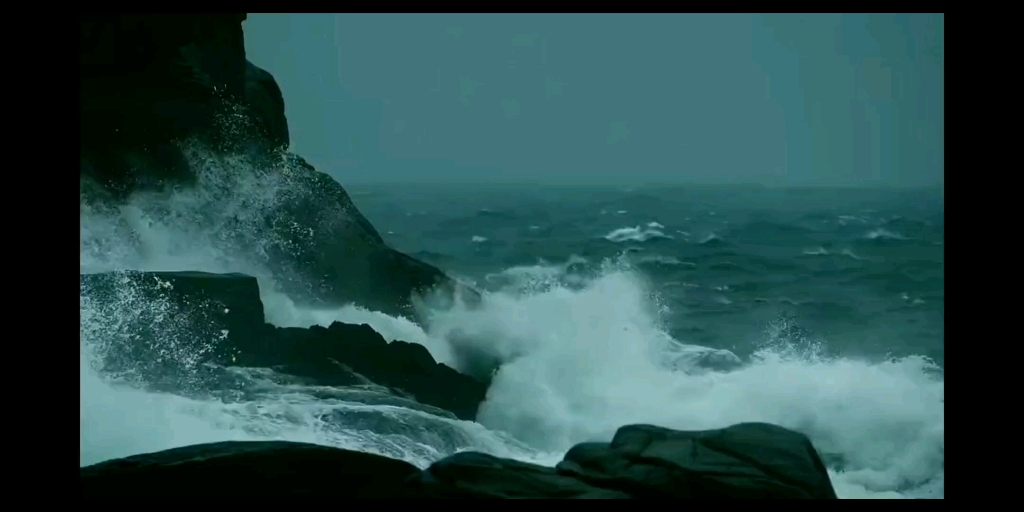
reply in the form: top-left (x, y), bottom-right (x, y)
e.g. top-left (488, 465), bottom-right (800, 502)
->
top-left (80, 271), bottom-right (268, 393)
top-left (414, 452), bottom-right (631, 498)
top-left (243, 60), bottom-right (289, 150)
top-left (554, 423), bottom-right (838, 499)
top-left (79, 13), bottom-right (477, 322)
top-left (80, 441), bottom-right (423, 499)
top-left (264, 323), bottom-right (486, 420)
top-left (251, 152), bottom-right (479, 319)
top-left (81, 423), bottom-right (838, 499)
top-left (80, 270), bottom-right (487, 420)
top-left (80, 14), bottom-right (252, 192)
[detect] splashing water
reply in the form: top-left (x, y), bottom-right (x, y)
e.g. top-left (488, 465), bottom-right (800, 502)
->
top-left (79, 146), bottom-right (942, 498)
top-left (418, 260), bottom-right (943, 498)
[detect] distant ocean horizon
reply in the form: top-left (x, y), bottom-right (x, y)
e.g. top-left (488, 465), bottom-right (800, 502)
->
top-left (337, 175), bottom-right (945, 189)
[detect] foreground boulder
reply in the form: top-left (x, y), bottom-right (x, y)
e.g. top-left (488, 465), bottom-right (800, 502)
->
top-left (80, 13), bottom-right (475, 321)
top-left (81, 423), bottom-right (838, 499)
top-left (413, 452), bottom-right (631, 498)
top-left (553, 423), bottom-right (837, 499)
top-left (80, 441), bottom-right (423, 499)
top-left (80, 270), bottom-right (487, 420)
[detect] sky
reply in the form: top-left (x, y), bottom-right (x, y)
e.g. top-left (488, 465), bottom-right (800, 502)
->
top-left (242, 14), bottom-right (943, 187)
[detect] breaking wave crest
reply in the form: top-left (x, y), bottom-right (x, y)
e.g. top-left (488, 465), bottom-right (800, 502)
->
top-left (79, 147), bottom-right (943, 499)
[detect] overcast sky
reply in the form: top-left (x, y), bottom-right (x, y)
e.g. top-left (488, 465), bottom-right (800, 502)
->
top-left (243, 14), bottom-right (943, 187)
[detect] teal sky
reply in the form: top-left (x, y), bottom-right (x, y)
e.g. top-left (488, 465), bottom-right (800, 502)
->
top-left (243, 14), bottom-right (943, 187)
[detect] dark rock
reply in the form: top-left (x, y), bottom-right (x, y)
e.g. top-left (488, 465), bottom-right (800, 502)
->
top-left (414, 452), bottom-right (631, 498)
top-left (243, 60), bottom-right (288, 150)
top-left (80, 13), bottom-right (478, 323)
top-left (262, 323), bottom-right (487, 420)
top-left (80, 270), bottom-right (487, 420)
top-left (254, 153), bottom-right (480, 319)
top-left (80, 271), bottom-right (267, 391)
top-left (80, 14), bottom-right (251, 193)
top-left (80, 441), bottom-right (422, 499)
top-left (555, 423), bottom-right (838, 499)
top-left (82, 423), bottom-right (838, 499)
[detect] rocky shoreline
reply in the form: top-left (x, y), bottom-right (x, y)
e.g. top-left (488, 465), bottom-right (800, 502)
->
top-left (81, 270), bottom-right (487, 421)
top-left (80, 14), bottom-right (839, 498)
top-left (80, 269), bottom-right (838, 498)
top-left (82, 421), bottom-right (838, 499)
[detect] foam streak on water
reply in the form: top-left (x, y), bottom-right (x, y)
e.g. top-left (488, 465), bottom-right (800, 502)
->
top-left (79, 149), bottom-right (942, 498)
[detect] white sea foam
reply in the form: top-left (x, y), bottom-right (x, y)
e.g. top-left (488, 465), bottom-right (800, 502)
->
top-left (603, 225), bottom-right (671, 243)
top-left (697, 232), bottom-right (724, 245)
top-left (865, 228), bottom-right (907, 240)
top-left (79, 151), bottom-right (943, 498)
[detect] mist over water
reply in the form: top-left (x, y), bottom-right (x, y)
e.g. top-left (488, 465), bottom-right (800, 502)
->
top-left (80, 147), bottom-right (943, 498)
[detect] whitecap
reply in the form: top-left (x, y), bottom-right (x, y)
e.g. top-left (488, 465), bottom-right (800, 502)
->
top-left (841, 248), bottom-right (865, 261)
top-left (603, 226), bottom-right (672, 243)
top-left (697, 233), bottom-right (723, 245)
top-left (864, 228), bottom-right (907, 240)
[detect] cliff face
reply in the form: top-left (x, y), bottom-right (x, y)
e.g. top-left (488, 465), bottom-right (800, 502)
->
top-left (80, 14), bottom-right (271, 189)
top-left (79, 14), bottom-right (473, 320)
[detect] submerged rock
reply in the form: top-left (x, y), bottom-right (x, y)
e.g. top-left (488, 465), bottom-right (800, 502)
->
top-left (80, 270), bottom-right (487, 420)
top-left (81, 423), bottom-right (838, 499)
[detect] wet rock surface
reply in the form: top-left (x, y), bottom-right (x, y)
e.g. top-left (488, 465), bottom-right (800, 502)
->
top-left (80, 271), bottom-right (487, 421)
top-left (82, 423), bottom-right (838, 499)
top-left (80, 13), bottom-right (474, 323)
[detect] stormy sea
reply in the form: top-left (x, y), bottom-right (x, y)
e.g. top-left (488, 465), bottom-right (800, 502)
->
top-left (80, 163), bottom-right (944, 498)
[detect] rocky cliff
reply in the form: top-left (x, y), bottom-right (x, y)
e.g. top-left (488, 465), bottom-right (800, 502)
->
top-left (80, 13), bottom-right (474, 321)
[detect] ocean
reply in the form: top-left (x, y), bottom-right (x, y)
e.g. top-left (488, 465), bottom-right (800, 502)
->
top-left (80, 174), bottom-right (944, 499)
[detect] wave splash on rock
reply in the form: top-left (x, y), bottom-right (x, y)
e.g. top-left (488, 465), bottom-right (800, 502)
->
top-left (78, 14), bottom-right (942, 499)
